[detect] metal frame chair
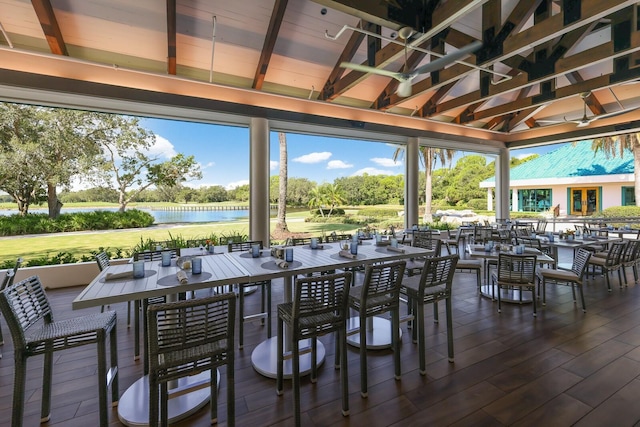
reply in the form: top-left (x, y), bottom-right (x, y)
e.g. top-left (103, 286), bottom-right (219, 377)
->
top-left (0, 257), bottom-right (22, 360)
top-left (587, 241), bottom-right (627, 291)
top-left (537, 248), bottom-right (592, 312)
top-left (0, 275), bottom-right (118, 427)
top-left (276, 271), bottom-right (352, 426)
top-left (401, 254), bottom-right (458, 375)
top-left (493, 254), bottom-right (538, 316)
top-left (147, 293), bottom-right (235, 427)
top-left (348, 260), bottom-right (406, 397)
top-left (95, 252), bottom-right (134, 326)
top-left (227, 240), bottom-right (272, 349)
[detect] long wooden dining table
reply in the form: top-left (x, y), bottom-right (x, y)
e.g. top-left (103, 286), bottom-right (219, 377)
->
top-left (72, 240), bottom-right (431, 426)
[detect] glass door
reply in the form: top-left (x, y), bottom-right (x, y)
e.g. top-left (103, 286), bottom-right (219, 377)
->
top-left (571, 188), bottom-right (598, 215)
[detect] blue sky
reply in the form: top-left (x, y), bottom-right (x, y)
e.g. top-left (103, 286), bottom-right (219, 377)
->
top-left (140, 117), bottom-right (565, 190)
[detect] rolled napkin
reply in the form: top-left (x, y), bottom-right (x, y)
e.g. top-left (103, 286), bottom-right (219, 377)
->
top-left (375, 240), bottom-right (391, 246)
top-left (339, 250), bottom-right (357, 259)
top-left (276, 260), bottom-right (289, 269)
top-left (311, 244), bottom-right (325, 249)
top-left (176, 270), bottom-right (188, 284)
top-left (104, 271), bottom-right (134, 281)
top-left (387, 246), bottom-right (405, 253)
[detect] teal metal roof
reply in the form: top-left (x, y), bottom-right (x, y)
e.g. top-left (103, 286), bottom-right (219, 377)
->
top-left (483, 140), bottom-right (634, 183)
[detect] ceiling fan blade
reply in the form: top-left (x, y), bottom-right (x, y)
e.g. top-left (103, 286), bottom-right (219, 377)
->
top-left (586, 107), bottom-right (639, 123)
top-left (410, 41), bottom-right (482, 77)
top-left (339, 62), bottom-right (404, 80)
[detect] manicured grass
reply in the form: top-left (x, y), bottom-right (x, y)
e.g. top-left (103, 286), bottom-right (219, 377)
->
top-left (0, 212), bottom-right (359, 264)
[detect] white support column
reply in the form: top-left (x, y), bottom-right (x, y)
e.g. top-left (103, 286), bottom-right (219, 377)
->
top-left (486, 187), bottom-right (493, 211)
top-left (495, 147), bottom-right (510, 221)
top-left (512, 187), bottom-right (518, 213)
top-left (405, 137), bottom-right (419, 228)
top-left (249, 118), bottom-right (271, 247)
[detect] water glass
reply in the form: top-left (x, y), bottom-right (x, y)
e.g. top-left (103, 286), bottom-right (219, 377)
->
top-left (251, 244), bottom-right (261, 258)
top-left (375, 234), bottom-right (382, 243)
top-left (192, 257), bottom-right (202, 274)
top-left (132, 261), bottom-right (145, 278)
top-left (350, 241), bottom-right (358, 255)
top-left (285, 248), bottom-right (294, 262)
top-left (310, 237), bottom-right (318, 249)
top-left (161, 250), bottom-right (172, 267)
top-left (390, 238), bottom-right (398, 248)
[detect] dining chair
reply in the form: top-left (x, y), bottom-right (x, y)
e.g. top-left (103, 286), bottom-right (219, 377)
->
top-left (0, 257), bottom-right (22, 360)
top-left (147, 293), bottom-right (236, 427)
top-left (406, 230), bottom-right (441, 276)
top-left (227, 240), bottom-right (271, 349)
top-left (492, 254), bottom-right (538, 316)
top-left (622, 239), bottom-right (640, 285)
top-left (537, 248), bottom-right (592, 312)
top-left (348, 260), bottom-right (406, 397)
top-left (455, 258), bottom-right (483, 292)
top-left (587, 241), bottom-right (627, 291)
top-left (276, 271), bottom-right (352, 426)
top-left (401, 254), bottom-right (458, 375)
top-left (96, 252), bottom-right (133, 327)
top-left (0, 275), bottom-right (119, 427)
top-left (444, 227), bottom-right (464, 255)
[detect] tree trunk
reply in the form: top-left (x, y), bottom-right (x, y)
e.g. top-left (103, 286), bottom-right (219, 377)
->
top-left (276, 132), bottom-right (288, 232)
top-left (47, 181), bottom-right (63, 219)
top-left (118, 191), bottom-right (127, 213)
top-left (423, 148), bottom-right (433, 223)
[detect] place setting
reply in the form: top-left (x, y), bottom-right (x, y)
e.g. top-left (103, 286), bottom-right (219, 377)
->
top-left (156, 256), bottom-right (212, 286)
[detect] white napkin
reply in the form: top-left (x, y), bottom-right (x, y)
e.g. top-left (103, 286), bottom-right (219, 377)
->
top-left (104, 271), bottom-right (134, 281)
top-left (276, 260), bottom-right (289, 269)
top-left (339, 250), bottom-right (357, 259)
top-left (176, 270), bottom-right (188, 284)
top-left (387, 246), bottom-right (405, 253)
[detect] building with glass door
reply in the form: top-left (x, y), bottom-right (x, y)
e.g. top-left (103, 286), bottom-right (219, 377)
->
top-left (481, 141), bottom-right (635, 215)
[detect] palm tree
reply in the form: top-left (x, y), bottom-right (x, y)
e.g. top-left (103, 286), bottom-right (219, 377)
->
top-left (587, 134), bottom-right (640, 206)
top-left (323, 183), bottom-right (346, 217)
top-left (393, 145), bottom-right (456, 222)
top-left (308, 186), bottom-right (326, 217)
top-left (275, 132), bottom-right (289, 232)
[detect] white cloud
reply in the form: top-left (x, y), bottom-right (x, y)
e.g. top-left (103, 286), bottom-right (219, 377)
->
top-left (270, 160), bottom-right (278, 170)
top-left (226, 179), bottom-right (249, 190)
top-left (327, 160), bottom-right (353, 169)
top-left (147, 134), bottom-right (177, 159)
top-left (293, 151), bottom-right (332, 163)
top-left (371, 157), bottom-right (401, 167)
top-left (351, 167), bottom-right (395, 176)
top-left (200, 161), bottom-right (215, 170)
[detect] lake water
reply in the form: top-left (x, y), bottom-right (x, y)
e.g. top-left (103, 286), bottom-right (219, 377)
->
top-left (0, 207), bottom-right (254, 224)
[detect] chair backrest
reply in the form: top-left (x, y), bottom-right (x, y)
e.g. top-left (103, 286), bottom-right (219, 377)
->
top-left (227, 240), bottom-right (263, 252)
top-left (517, 237), bottom-right (542, 249)
top-left (95, 252), bottom-right (111, 271)
top-left (622, 239), bottom-right (640, 263)
top-left (604, 241), bottom-right (627, 266)
top-left (1, 257), bottom-right (22, 291)
top-left (572, 248), bottom-right (592, 278)
top-left (536, 220), bottom-right (547, 233)
top-left (474, 226), bottom-right (494, 243)
top-left (0, 276), bottom-right (53, 348)
top-left (413, 230), bottom-right (442, 254)
top-left (290, 237), bottom-right (313, 246)
top-left (292, 271), bottom-right (352, 336)
top-left (418, 254), bottom-right (459, 295)
top-left (359, 260), bottom-right (406, 315)
top-left (186, 239), bottom-right (208, 248)
top-left (497, 254), bottom-right (537, 284)
top-left (146, 292), bottom-right (235, 376)
top-left (134, 248), bottom-right (181, 261)
top-left (324, 233), bottom-right (351, 243)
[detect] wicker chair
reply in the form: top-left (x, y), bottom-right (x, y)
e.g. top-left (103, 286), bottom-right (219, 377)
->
top-left (401, 254), bottom-right (458, 375)
top-left (621, 239), bottom-right (640, 286)
top-left (0, 258), bottom-right (22, 360)
top-left (276, 271), bottom-right (352, 426)
top-left (492, 254), bottom-right (538, 316)
top-left (587, 241), bottom-right (627, 291)
top-left (227, 240), bottom-right (272, 349)
top-left (444, 228), bottom-right (464, 255)
top-left (405, 230), bottom-right (442, 276)
top-left (348, 260), bottom-right (406, 397)
top-left (147, 293), bottom-right (236, 427)
top-left (0, 275), bottom-right (119, 427)
top-left (537, 248), bottom-right (592, 312)
top-left (95, 252), bottom-right (133, 326)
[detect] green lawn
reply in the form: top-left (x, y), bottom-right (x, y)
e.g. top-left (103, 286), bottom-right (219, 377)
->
top-left (0, 211), bottom-right (360, 264)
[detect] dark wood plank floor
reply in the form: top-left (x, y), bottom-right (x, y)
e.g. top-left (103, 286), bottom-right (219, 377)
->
top-left (2, 247), bottom-right (640, 426)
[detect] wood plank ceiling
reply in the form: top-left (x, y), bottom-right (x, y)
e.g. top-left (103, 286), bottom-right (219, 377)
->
top-left (1, 0), bottom-right (640, 149)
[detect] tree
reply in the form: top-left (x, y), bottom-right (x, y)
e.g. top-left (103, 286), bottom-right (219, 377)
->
top-left (307, 186), bottom-right (327, 216)
top-left (275, 132), bottom-right (289, 233)
top-left (587, 134), bottom-right (640, 206)
top-left (393, 145), bottom-right (456, 222)
top-left (321, 183), bottom-right (346, 217)
top-left (93, 115), bottom-right (202, 212)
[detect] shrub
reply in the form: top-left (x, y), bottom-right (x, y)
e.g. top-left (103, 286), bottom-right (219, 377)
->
top-left (601, 206), bottom-right (640, 218)
top-left (311, 208), bottom-right (345, 217)
top-left (356, 208), bottom-right (400, 219)
top-left (467, 199), bottom-right (486, 211)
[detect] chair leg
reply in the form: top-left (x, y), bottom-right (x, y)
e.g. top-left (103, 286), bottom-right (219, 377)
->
top-left (531, 286), bottom-right (537, 317)
top-left (340, 327), bottom-right (349, 416)
top-left (446, 296), bottom-right (454, 363)
top-left (97, 331), bottom-right (109, 427)
top-left (359, 313), bottom-right (368, 398)
top-left (126, 301), bottom-right (131, 327)
top-left (433, 301), bottom-right (439, 323)
top-left (293, 331), bottom-right (301, 427)
top-left (239, 284), bottom-right (245, 349)
top-left (134, 300), bottom-right (140, 362)
top-left (311, 337), bottom-right (318, 383)
top-left (418, 303), bottom-right (426, 375)
top-left (392, 308), bottom-right (401, 381)
top-left (11, 356), bottom-right (26, 427)
top-left (578, 283), bottom-right (587, 313)
top-left (276, 317), bottom-right (284, 395)
top-left (148, 376), bottom-right (159, 427)
top-left (110, 324), bottom-right (119, 406)
top-left (211, 365), bottom-right (218, 424)
top-left (542, 277), bottom-right (547, 305)
top-left (160, 382), bottom-right (169, 427)
top-left (41, 349), bottom-right (53, 422)
top-left (227, 348), bottom-right (236, 427)
top-left (267, 281), bottom-right (272, 338)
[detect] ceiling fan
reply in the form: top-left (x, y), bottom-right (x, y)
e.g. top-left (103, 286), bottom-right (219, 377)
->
top-left (339, 27), bottom-right (482, 98)
top-left (537, 91), bottom-right (639, 128)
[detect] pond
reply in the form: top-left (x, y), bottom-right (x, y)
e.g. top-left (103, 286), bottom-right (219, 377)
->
top-left (0, 207), bottom-right (262, 224)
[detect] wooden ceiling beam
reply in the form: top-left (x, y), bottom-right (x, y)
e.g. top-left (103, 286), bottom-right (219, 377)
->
top-left (166, 0), bottom-right (176, 75)
top-left (253, 0), bottom-right (288, 90)
top-left (326, 0), bottom-right (488, 99)
top-left (30, 0), bottom-right (67, 56)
